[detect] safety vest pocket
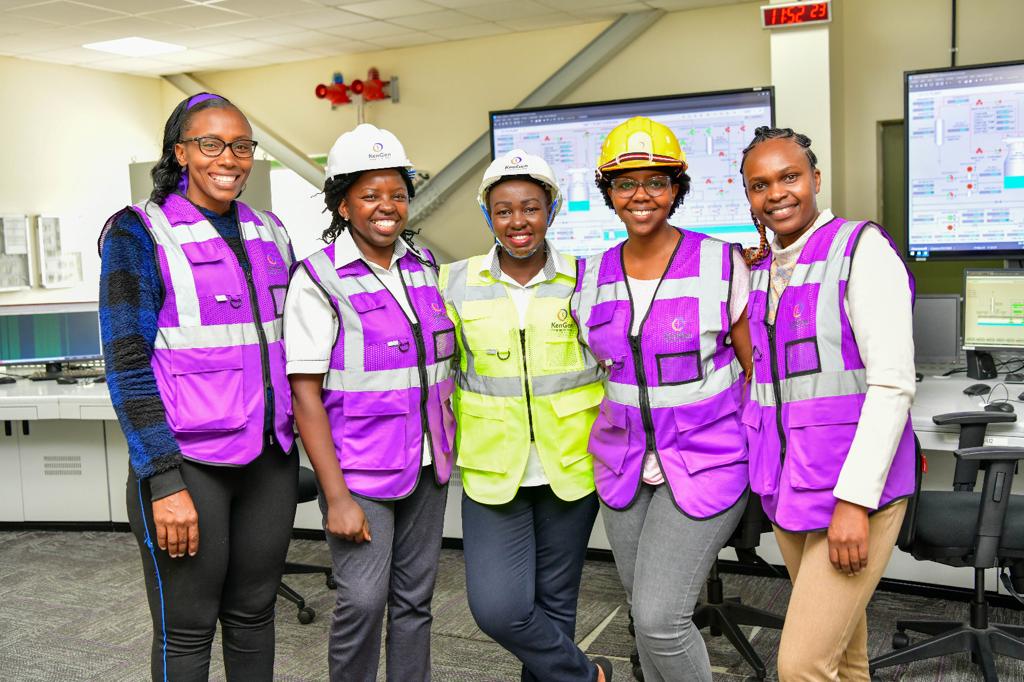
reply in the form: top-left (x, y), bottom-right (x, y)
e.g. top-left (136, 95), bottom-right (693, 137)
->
top-left (453, 392), bottom-right (508, 474)
top-left (588, 399), bottom-right (628, 475)
top-left (339, 390), bottom-right (411, 471)
top-left (543, 338), bottom-right (584, 372)
top-left (785, 399), bottom-right (859, 491)
top-left (167, 346), bottom-right (247, 432)
top-left (672, 400), bottom-right (746, 474)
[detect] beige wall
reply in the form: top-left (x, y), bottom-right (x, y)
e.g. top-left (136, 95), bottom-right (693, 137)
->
top-left (0, 57), bottom-right (163, 305)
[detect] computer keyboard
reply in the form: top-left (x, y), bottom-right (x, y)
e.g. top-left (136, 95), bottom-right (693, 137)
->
top-left (28, 368), bottom-right (106, 381)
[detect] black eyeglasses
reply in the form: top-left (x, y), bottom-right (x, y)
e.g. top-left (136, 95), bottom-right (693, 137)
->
top-left (180, 136), bottom-right (258, 158)
top-left (609, 175), bottom-right (673, 198)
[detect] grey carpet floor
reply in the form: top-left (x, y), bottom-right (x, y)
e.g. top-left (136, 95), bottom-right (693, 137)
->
top-left (1, 530), bottom-right (1023, 680)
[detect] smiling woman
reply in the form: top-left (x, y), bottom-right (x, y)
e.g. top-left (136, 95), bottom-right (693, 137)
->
top-left (98, 92), bottom-right (298, 681)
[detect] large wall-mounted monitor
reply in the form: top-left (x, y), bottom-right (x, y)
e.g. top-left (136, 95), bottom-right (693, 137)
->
top-left (0, 302), bottom-right (102, 369)
top-left (905, 60), bottom-right (1024, 261)
top-left (490, 88), bottom-right (775, 257)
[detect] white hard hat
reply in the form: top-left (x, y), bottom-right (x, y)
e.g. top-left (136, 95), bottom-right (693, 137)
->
top-left (477, 149), bottom-right (562, 228)
top-left (325, 123), bottom-right (414, 180)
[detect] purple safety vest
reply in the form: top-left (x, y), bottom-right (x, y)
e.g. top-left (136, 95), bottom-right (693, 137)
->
top-left (573, 229), bottom-right (748, 517)
top-left (131, 193), bottom-right (295, 465)
top-left (744, 217), bottom-right (916, 532)
top-left (300, 241), bottom-right (456, 500)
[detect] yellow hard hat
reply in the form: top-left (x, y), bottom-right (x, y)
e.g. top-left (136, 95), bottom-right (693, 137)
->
top-left (596, 116), bottom-right (687, 177)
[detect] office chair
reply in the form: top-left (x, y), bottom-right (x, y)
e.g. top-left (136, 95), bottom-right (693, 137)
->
top-left (277, 465), bottom-right (335, 624)
top-left (629, 494), bottom-right (786, 681)
top-left (870, 412), bottom-right (1024, 681)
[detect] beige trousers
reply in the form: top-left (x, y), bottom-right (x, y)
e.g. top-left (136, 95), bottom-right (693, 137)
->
top-left (773, 499), bottom-right (907, 682)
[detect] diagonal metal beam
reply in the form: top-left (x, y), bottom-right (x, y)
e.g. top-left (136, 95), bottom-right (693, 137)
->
top-left (163, 72), bottom-right (326, 190)
top-left (407, 10), bottom-right (664, 227)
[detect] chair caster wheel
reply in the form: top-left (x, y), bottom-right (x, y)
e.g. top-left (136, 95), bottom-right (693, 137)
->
top-left (297, 607), bottom-right (315, 624)
top-left (892, 631), bottom-right (910, 649)
top-left (326, 575), bottom-right (337, 589)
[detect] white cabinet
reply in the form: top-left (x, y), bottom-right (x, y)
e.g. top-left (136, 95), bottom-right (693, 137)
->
top-left (0, 421), bottom-right (25, 521)
top-left (104, 421), bottom-right (130, 524)
top-left (17, 420), bottom-right (110, 522)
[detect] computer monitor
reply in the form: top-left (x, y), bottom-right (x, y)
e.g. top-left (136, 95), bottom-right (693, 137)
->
top-left (905, 60), bottom-right (1024, 261)
top-left (913, 294), bottom-right (961, 365)
top-left (489, 87), bottom-right (775, 257)
top-left (0, 302), bottom-right (102, 372)
top-left (962, 269), bottom-right (1024, 378)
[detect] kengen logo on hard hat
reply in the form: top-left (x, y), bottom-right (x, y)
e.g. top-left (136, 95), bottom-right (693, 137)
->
top-left (368, 141), bottom-right (391, 160)
top-left (510, 155), bottom-right (522, 164)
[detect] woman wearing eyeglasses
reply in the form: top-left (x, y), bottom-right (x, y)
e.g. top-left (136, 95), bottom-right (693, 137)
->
top-left (571, 117), bottom-right (752, 682)
top-left (99, 93), bottom-right (297, 682)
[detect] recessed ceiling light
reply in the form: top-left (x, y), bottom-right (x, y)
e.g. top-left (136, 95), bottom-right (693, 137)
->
top-left (83, 37), bottom-right (186, 57)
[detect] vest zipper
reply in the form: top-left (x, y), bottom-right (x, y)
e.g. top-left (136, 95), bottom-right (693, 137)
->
top-left (233, 216), bottom-right (275, 449)
top-left (629, 334), bottom-right (656, 452)
top-left (519, 330), bottom-right (535, 442)
top-left (765, 323), bottom-right (786, 462)
top-left (395, 266), bottom-right (437, 484)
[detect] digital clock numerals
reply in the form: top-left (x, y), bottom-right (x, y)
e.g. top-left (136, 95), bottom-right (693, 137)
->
top-left (763, 2), bottom-right (830, 27)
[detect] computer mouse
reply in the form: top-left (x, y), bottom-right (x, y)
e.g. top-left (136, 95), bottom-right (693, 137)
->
top-left (0, 376), bottom-right (15, 384)
top-left (55, 376), bottom-right (78, 385)
top-left (984, 402), bottom-right (1014, 413)
top-left (964, 383), bottom-right (992, 396)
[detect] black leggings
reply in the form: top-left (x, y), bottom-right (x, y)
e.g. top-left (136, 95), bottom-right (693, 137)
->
top-left (127, 447), bottom-right (298, 682)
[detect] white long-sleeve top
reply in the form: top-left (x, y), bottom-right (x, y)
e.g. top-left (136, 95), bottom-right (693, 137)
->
top-left (768, 209), bottom-right (916, 509)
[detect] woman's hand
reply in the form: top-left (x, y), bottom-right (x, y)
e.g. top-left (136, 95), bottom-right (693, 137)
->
top-left (828, 499), bottom-right (869, 575)
top-left (326, 496), bottom-right (371, 544)
top-left (152, 489), bottom-right (199, 558)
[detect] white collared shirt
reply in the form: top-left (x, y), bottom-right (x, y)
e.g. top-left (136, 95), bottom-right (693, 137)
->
top-left (484, 241), bottom-right (575, 488)
top-left (283, 229), bottom-right (431, 466)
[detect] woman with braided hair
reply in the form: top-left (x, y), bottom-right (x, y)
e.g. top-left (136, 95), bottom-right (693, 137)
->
top-left (739, 126), bottom-right (916, 681)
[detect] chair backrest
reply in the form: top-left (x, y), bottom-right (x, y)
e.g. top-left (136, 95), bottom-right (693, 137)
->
top-left (896, 434), bottom-right (924, 551)
top-left (728, 493), bottom-right (773, 552)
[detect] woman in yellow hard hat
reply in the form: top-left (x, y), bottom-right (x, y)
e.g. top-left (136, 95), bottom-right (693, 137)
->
top-left (571, 117), bottom-right (753, 681)
top-left (439, 149), bottom-right (612, 682)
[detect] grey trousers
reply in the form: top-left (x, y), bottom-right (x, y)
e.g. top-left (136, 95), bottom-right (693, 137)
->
top-left (602, 484), bottom-right (747, 682)
top-left (319, 470), bottom-right (448, 682)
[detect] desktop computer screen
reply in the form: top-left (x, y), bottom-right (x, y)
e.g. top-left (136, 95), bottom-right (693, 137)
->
top-left (0, 303), bottom-right (102, 366)
top-left (490, 88), bottom-right (774, 257)
top-left (963, 270), bottom-right (1024, 351)
top-left (906, 60), bottom-right (1024, 261)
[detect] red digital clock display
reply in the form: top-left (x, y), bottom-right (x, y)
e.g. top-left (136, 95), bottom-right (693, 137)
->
top-left (761, 1), bottom-right (831, 28)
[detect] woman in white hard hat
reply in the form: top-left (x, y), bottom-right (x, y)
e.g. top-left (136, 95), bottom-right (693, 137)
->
top-left (438, 150), bottom-right (612, 682)
top-left (572, 117), bottom-right (753, 682)
top-left (283, 124), bottom-right (456, 682)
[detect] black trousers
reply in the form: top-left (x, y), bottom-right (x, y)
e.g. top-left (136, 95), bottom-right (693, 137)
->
top-left (127, 446), bottom-right (298, 682)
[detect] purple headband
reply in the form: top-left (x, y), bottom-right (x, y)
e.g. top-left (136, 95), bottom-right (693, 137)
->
top-left (177, 93), bottom-right (225, 194)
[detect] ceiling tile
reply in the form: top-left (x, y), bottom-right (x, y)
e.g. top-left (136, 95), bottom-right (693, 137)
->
top-left (213, 0), bottom-right (319, 17)
top-left (139, 3), bottom-right (246, 28)
top-left (73, 15), bottom-right (180, 39)
top-left (342, 0), bottom-right (439, 20)
top-left (569, 2), bottom-right (650, 18)
top-left (87, 56), bottom-right (177, 73)
top-left (424, 0), bottom-right (508, 8)
top-left (7, 1), bottom-right (126, 25)
top-left (319, 19), bottom-right (408, 39)
top-left (0, 13), bottom-right (60, 34)
top-left (203, 38), bottom-right (269, 57)
top-left (389, 9), bottom-right (482, 30)
top-left (0, 32), bottom-right (59, 53)
top-left (367, 30), bottom-right (443, 48)
top-left (219, 18), bottom-right (294, 38)
top-left (498, 11), bottom-right (583, 31)
top-left (277, 7), bottom-right (374, 30)
top-left (77, 0), bottom-right (190, 12)
top-left (537, 0), bottom-right (643, 9)
top-left (256, 47), bottom-right (322, 63)
top-left (28, 45), bottom-right (112, 64)
top-left (196, 55), bottom-right (273, 71)
top-left (429, 21), bottom-right (504, 40)
top-left (146, 27), bottom-right (235, 48)
top-left (265, 29), bottom-right (342, 49)
top-left (459, 1), bottom-right (552, 21)
top-left (305, 40), bottom-right (381, 56)
top-left (156, 48), bottom-right (233, 65)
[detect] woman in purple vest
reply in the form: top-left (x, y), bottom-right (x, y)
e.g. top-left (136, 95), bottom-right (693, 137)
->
top-left (571, 116), bottom-right (753, 681)
top-left (99, 93), bottom-right (298, 681)
top-left (739, 126), bottom-right (916, 681)
top-left (284, 124), bottom-right (455, 682)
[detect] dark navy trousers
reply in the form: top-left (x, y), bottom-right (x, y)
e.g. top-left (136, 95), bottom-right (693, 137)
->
top-left (462, 486), bottom-right (600, 682)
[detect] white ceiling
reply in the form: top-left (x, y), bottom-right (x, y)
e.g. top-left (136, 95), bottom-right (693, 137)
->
top-left (0, 0), bottom-right (747, 76)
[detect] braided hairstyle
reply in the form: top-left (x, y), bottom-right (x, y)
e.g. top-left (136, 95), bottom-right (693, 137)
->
top-left (594, 167), bottom-right (691, 217)
top-left (149, 93), bottom-right (238, 206)
top-left (738, 126), bottom-right (818, 266)
top-left (322, 168), bottom-right (436, 270)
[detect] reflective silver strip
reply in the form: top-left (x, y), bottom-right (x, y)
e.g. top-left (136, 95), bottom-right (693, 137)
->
top-left (141, 203), bottom-right (203, 328)
top-left (457, 371), bottom-right (522, 397)
top-left (604, 360), bottom-right (740, 409)
top-left (324, 359), bottom-right (452, 392)
top-left (532, 365), bottom-right (603, 396)
top-left (155, 318), bottom-right (282, 350)
top-left (750, 268), bottom-right (770, 292)
top-left (242, 209), bottom-right (294, 269)
top-left (464, 285), bottom-right (509, 302)
top-left (752, 368), bottom-right (867, 406)
top-left (534, 281), bottom-right (574, 299)
top-left (697, 237), bottom-right (728, 361)
top-left (440, 259), bottom-right (470, 306)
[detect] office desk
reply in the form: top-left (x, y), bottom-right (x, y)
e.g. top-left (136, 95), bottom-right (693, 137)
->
top-left (2, 377), bottom-right (1022, 589)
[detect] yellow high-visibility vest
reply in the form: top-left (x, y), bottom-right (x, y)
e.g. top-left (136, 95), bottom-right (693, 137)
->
top-left (439, 251), bottom-right (603, 505)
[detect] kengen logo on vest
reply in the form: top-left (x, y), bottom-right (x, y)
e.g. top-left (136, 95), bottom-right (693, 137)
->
top-left (667, 316), bottom-right (692, 341)
top-left (551, 307), bottom-right (574, 334)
